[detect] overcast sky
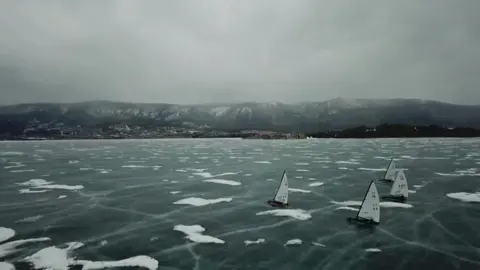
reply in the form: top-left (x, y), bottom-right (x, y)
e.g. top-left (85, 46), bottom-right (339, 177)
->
top-left (0, 1), bottom-right (479, 105)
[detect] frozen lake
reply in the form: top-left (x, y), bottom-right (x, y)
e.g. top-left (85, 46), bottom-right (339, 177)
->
top-left (1, 138), bottom-right (480, 270)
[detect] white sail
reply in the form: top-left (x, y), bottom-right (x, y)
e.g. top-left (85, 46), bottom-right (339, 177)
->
top-left (357, 181), bottom-right (380, 223)
top-left (384, 158), bottom-right (396, 180)
top-left (389, 170), bottom-right (408, 198)
top-left (273, 171), bottom-right (288, 204)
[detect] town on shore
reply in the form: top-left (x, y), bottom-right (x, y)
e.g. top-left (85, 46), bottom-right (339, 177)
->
top-left (1, 123), bottom-right (479, 141)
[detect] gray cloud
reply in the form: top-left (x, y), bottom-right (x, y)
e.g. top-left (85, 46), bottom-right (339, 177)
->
top-left (0, 0), bottom-right (479, 105)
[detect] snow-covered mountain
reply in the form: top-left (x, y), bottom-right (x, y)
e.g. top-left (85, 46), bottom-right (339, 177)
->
top-left (1, 98), bottom-right (480, 132)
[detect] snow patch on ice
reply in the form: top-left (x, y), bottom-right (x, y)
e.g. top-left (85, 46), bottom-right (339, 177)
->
top-left (332, 200), bottom-right (413, 208)
top-left (308, 182), bottom-right (324, 187)
top-left (193, 172), bottom-right (214, 178)
top-left (244, 239), bottom-right (265, 246)
top-left (365, 248), bottom-right (382, 252)
top-left (254, 161), bottom-right (271, 164)
top-left (288, 188), bottom-right (311, 193)
top-left (0, 262), bottom-right (14, 270)
top-left (335, 160), bottom-right (360, 165)
top-left (75, 256), bottom-right (158, 270)
top-left (173, 225), bottom-right (224, 244)
top-left (284, 239), bottom-right (302, 246)
top-left (19, 189), bottom-right (50, 194)
top-left (256, 209), bottom-right (311, 220)
top-left (173, 197), bottom-right (232, 207)
top-left (17, 179), bottom-right (83, 191)
top-left (203, 179), bottom-right (241, 186)
top-left (10, 169), bottom-right (35, 173)
top-left (0, 228), bottom-right (15, 243)
top-left (446, 192), bottom-right (480, 203)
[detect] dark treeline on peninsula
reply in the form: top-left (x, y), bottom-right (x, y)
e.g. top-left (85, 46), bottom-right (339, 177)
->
top-left (306, 124), bottom-right (480, 138)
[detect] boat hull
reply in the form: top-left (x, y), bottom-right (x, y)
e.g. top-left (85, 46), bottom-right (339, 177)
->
top-left (378, 178), bottom-right (393, 183)
top-left (346, 217), bottom-right (379, 226)
top-left (381, 195), bottom-right (407, 202)
top-left (267, 200), bottom-right (288, 208)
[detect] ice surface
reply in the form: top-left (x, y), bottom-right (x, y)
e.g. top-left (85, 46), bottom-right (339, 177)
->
top-left (446, 192), bottom-right (480, 203)
top-left (0, 151), bottom-right (23, 156)
top-left (173, 197), bottom-right (232, 206)
top-left (58, 195), bottom-right (67, 199)
top-left (203, 179), bottom-right (241, 186)
top-left (254, 161), bottom-right (271, 164)
top-left (244, 239), bottom-right (265, 246)
top-left (284, 239), bottom-right (302, 246)
top-left (169, 191), bottom-right (181, 195)
top-left (16, 215), bottom-right (43, 223)
top-left (256, 209), bottom-right (311, 220)
top-left (2, 139), bottom-right (480, 269)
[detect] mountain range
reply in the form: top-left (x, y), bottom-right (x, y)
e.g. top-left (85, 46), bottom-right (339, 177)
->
top-left (1, 98), bottom-right (480, 134)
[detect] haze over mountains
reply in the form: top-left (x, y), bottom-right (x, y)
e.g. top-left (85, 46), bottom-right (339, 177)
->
top-left (1, 98), bottom-right (480, 133)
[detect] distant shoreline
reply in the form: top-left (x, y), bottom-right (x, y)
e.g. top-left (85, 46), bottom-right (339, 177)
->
top-left (2, 136), bottom-right (480, 142)
top-left (2, 124), bottom-right (480, 141)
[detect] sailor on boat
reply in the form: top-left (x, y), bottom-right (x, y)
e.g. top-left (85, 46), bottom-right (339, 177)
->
top-left (381, 169), bottom-right (408, 202)
top-left (267, 170), bottom-right (289, 208)
top-left (347, 180), bottom-right (380, 225)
